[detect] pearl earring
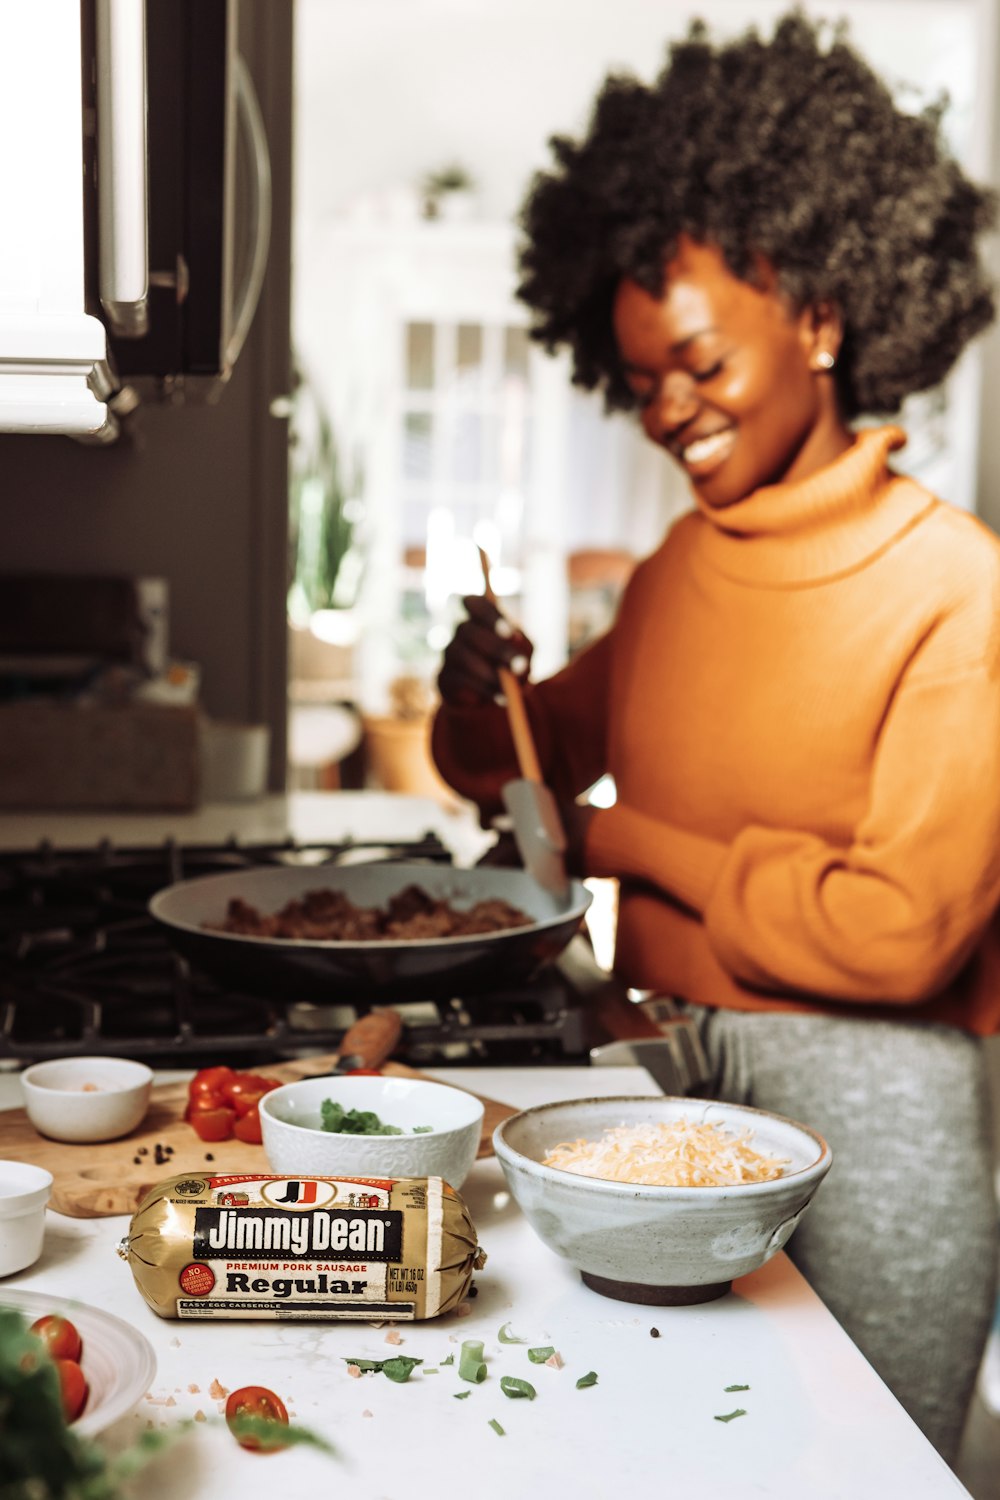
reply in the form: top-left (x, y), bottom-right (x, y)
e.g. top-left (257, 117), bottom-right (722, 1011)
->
top-left (813, 350), bottom-right (835, 371)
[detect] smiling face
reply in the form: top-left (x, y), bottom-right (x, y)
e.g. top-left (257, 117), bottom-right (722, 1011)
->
top-left (611, 237), bottom-right (851, 508)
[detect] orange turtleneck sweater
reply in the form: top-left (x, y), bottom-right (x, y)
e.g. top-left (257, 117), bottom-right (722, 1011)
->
top-left (432, 427), bottom-right (1000, 1034)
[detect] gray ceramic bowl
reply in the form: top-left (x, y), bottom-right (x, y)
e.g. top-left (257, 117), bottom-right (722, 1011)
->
top-left (260, 1075), bottom-right (484, 1189)
top-left (493, 1095), bottom-right (832, 1305)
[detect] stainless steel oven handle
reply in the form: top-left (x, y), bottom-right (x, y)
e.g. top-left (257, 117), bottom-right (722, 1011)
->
top-left (95, 0), bottom-right (149, 338)
top-left (225, 53), bottom-right (272, 372)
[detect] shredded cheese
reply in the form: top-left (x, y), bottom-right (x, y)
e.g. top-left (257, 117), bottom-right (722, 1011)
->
top-left (542, 1118), bottom-right (789, 1187)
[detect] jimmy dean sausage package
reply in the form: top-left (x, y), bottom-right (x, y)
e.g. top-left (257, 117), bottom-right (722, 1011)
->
top-left (118, 1173), bottom-right (485, 1320)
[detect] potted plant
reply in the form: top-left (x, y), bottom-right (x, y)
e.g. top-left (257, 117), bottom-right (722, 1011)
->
top-left (419, 162), bottom-right (477, 221)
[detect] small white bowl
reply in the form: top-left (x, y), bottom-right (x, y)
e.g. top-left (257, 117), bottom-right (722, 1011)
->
top-left (20, 1057), bottom-right (153, 1143)
top-left (493, 1095), bottom-right (833, 1305)
top-left (0, 1161), bottom-right (53, 1276)
top-left (260, 1075), bottom-right (484, 1189)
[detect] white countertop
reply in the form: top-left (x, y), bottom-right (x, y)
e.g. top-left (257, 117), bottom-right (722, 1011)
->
top-left (0, 791), bottom-right (494, 866)
top-left (0, 1067), bottom-right (969, 1499)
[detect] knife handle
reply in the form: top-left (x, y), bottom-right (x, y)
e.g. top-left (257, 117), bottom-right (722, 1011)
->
top-left (334, 1008), bottom-right (403, 1070)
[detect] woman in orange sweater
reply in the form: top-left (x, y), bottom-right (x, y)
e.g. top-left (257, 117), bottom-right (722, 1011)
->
top-left (433, 14), bottom-right (999, 1465)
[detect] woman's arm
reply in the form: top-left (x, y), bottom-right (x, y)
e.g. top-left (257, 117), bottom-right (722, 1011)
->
top-left (585, 657), bottom-right (1000, 1004)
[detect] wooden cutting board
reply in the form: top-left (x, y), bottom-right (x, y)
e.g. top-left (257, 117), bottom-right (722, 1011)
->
top-left (0, 1057), bottom-right (516, 1219)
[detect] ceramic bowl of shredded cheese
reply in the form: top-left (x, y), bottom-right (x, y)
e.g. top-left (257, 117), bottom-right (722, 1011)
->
top-left (493, 1095), bottom-right (832, 1305)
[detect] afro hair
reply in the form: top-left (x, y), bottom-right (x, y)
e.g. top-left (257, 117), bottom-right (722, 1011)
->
top-left (516, 11), bottom-right (997, 420)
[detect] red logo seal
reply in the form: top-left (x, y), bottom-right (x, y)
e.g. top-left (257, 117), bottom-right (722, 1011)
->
top-left (179, 1262), bottom-right (216, 1296)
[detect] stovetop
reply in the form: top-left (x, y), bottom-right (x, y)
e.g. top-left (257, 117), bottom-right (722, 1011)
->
top-left (0, 834), bottom-right (592, 1068)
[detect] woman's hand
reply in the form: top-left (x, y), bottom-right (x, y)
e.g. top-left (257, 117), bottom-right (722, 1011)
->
top-left (437, 595), bottom-right (534, 709)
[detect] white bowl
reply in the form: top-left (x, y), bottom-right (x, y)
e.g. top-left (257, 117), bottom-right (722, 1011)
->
top-left (260, 1075), bottom-right (484, 1189)
top-left (20, 1057), bottom-right (153, 1143)
top-left (493, 1095), bottom-right (833, 1305)
top-left (0, 1161), bottom-right (53, 1276)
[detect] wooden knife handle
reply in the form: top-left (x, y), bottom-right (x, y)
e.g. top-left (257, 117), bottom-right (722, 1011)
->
top-left (334, 1007), bottom-right (404, 1069)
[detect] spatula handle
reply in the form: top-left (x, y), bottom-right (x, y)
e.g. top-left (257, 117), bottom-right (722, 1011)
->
top-left (478, 546), bottom-right (545, 784)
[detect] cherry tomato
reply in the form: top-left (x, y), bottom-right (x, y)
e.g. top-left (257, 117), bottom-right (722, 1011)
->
top-left (227, 1076), bottom-right (277, 1116)
top-left (232, 1104), bottom-right (262, 1144)
top-left (188, 1106), bottom-right (236, 1142)
top-left (56, 1358), bottom-right (89, 1423)
top-left (225, 1385), bottom-right (289, 1452)
top-left (29, 1314), bottom-right (82, 1363)
top-left (189, 1065), bottom-right (236, 1095)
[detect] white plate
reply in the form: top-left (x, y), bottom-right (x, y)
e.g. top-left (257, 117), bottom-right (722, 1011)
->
top-left (0, 1287), bottom-right (157, 1435)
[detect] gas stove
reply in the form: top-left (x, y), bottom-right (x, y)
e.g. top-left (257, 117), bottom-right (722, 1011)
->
top-left (0, 834), bottom-right (595, 1068)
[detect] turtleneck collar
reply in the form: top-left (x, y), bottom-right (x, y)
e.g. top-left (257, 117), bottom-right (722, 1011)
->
top-left (692, 425), bottom-right (938, 586)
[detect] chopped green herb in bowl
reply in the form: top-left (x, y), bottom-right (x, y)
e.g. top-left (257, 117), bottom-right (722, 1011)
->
top-left (321, 1100), bottom-right (431, 1135)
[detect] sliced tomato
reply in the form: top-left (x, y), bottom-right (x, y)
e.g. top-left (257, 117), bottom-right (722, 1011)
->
top-left (29, 1314), bottom-right (82, 1363)
top-left (232, 1104), bottom-right (262, 1144)
top-left (56, 1358), bottom-right (89, 1423)
top-left (226, 1075), bottom-right (278, 1114)
top-left (225, 1385), bottom-right (289, 1452)
top-left (188, 1106), bottom-right (235, 1142)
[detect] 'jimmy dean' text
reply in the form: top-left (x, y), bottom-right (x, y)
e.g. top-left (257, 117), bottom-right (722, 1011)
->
top-left (192, 1207), bottom-right (403, 1261)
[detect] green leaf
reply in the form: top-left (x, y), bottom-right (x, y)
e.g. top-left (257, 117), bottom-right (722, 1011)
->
top-left (228, 1415), bottom-right (335, 1452)
top-left (527, 1346), bottom-right (555, 1363)
top-left (343, 1356), bottom-right (423, 1382)
top-left (488, 1418), bottom-right (506, 1436)
top-left (575, 1371), bottom-right (599, 1389)
top-left (453, 1391), bottom-right (471, 1400)
top-left (500, 1377), bottom-right (536, 1400)
top-left (714, 1408), bottom-right (747, 1423)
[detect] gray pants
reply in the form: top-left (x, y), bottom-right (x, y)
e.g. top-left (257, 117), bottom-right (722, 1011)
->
top-left (682, 1004), bottom-right (998, 1464)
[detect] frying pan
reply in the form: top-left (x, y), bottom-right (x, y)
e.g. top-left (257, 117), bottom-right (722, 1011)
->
top-left (149, 862), bottom-right (593, 1005)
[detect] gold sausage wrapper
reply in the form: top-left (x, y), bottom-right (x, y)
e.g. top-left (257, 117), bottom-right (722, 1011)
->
top-left (118, 1172), bottom-right (485, 1320)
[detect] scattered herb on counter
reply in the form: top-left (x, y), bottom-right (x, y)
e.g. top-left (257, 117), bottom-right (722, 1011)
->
top-left (527, 1346), bottom-right (555, 1364)
top-left (724, 1384), bottom-right (750, 1392)
top-left (441, 1354), bottom-right (455, 1366)
top-left (342, 1356), bottom-right (423, 1383)
top-left (714, 1408), bottom-right (747, 1423)
top-left (497, 1322), bottom-right (529, 1344)
top-left (488, 1419), bottom-right (505, 1436)
top-left (424, 1368), bottom-right (439, 1374)
top-left (453, 1391), bottom-right (471, 1400)
top-left (321, 1100), bottom-right (430, 1136)
top-left (458, 1339), bottom-right (487, 1383)
top-left (575, 1371), bottom-right (599, 1389)
top-left (500, 1377), bottom-right (536, 1401)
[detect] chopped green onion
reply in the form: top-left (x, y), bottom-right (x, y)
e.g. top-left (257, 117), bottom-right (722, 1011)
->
top-left (724, 1384), bottom-right (750, 1392)
top-left (488, 1418), bottom-right (505, 1436)
top-left (453, 1391), bottom-right (471, 1400)
top-left (497, 1322), bottom-right (529, 1344)
top-left (714, 1408), bottom-right (747, 1423)
top-left (413, 1125), bottom-right (433, 1133)
top-left (423, 1368), bottom-right (438, 1375)
top-left (441, 1354), bottom-right (455, 1366)
top-left (527, 1346), bottom-right (555, 1364)
top-left (459, 1339), bottom-right (487, 1383)
top-left (575, 1371), bottom-right (598, 1389)
top-left (500, 1377), bottom-right (536, 1400)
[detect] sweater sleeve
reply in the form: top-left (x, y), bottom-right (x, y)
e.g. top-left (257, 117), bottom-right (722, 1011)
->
top-left (702, 664), bottom-right (1000, 1003)
top-left (431, 631), bottom-right (615, 815)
